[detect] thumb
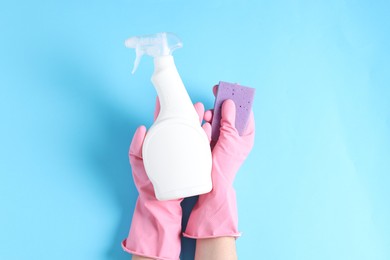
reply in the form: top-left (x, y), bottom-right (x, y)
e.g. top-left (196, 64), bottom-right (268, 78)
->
top-left (220, 99), bottom-right (237, 135)
top-left (129, 125), bottom-right (147, 158)
top-left (153, 97), bottom-right (160, 121)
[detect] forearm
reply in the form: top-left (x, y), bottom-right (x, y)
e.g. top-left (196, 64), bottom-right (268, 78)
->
top-left (195, 237), bottom-right (237, 260)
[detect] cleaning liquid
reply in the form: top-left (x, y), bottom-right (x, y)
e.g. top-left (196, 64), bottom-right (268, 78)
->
top-left (125, 32), bottom-right (212, 200)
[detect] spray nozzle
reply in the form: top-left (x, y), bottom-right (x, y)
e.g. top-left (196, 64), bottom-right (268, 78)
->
top-left (125, 32), bottom-right (183, 74)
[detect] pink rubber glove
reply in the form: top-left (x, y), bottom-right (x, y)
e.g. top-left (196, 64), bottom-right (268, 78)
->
top-left (122, 100), bottom-right (209, 260)
top-left (183, 98), bottom-right (255, 239)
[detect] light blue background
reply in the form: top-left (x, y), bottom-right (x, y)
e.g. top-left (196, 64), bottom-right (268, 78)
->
top-left (1, 0), bottom-right (389, 259)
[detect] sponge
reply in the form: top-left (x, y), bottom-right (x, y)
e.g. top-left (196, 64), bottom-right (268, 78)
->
top-left (211, 81), bottom-right (255, 141)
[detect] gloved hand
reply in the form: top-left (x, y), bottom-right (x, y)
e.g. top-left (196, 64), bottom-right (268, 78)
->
top-left (122, 99), bottom-right (209, 260)
top-left (183, 88), bottom-right (255, 239)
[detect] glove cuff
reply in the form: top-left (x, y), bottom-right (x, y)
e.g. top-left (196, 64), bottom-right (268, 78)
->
top-left (183, 186), bottom-right (240, 239)
top-left (122, 197), bottom-right (182, 260)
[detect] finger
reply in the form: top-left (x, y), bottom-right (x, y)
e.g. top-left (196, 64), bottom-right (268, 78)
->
top-left (153, 97), bottom-right (160, 121)
top-left (129, 125), bottom-right (147, 158)
top-left (212, 84), bottom-right (218, 97)
top-left (220, 99), bottom-right (236, 131)
top-left (194, 102), bottom-right (205, 124)
top-left (204, 109), bottom-right (213, 123)
top-left (202, 122), bottom-right (212, 142)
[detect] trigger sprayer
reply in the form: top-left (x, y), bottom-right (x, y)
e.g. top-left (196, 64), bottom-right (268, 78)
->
top-left (125, 32), bottom-right (212, 201)
top-left (125, 32), bottom-right (183, 74)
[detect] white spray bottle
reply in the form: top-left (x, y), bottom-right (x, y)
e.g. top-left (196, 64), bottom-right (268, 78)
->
top-left (125, 32), bottom-right (212, 201)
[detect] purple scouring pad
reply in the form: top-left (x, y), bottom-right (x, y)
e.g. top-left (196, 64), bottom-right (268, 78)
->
top-left (211, 81), bottom-right (255, 141)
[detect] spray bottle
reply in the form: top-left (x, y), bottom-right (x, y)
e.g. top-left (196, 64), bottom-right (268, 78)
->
top-left (125, 32), bottom-right (212, 201)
